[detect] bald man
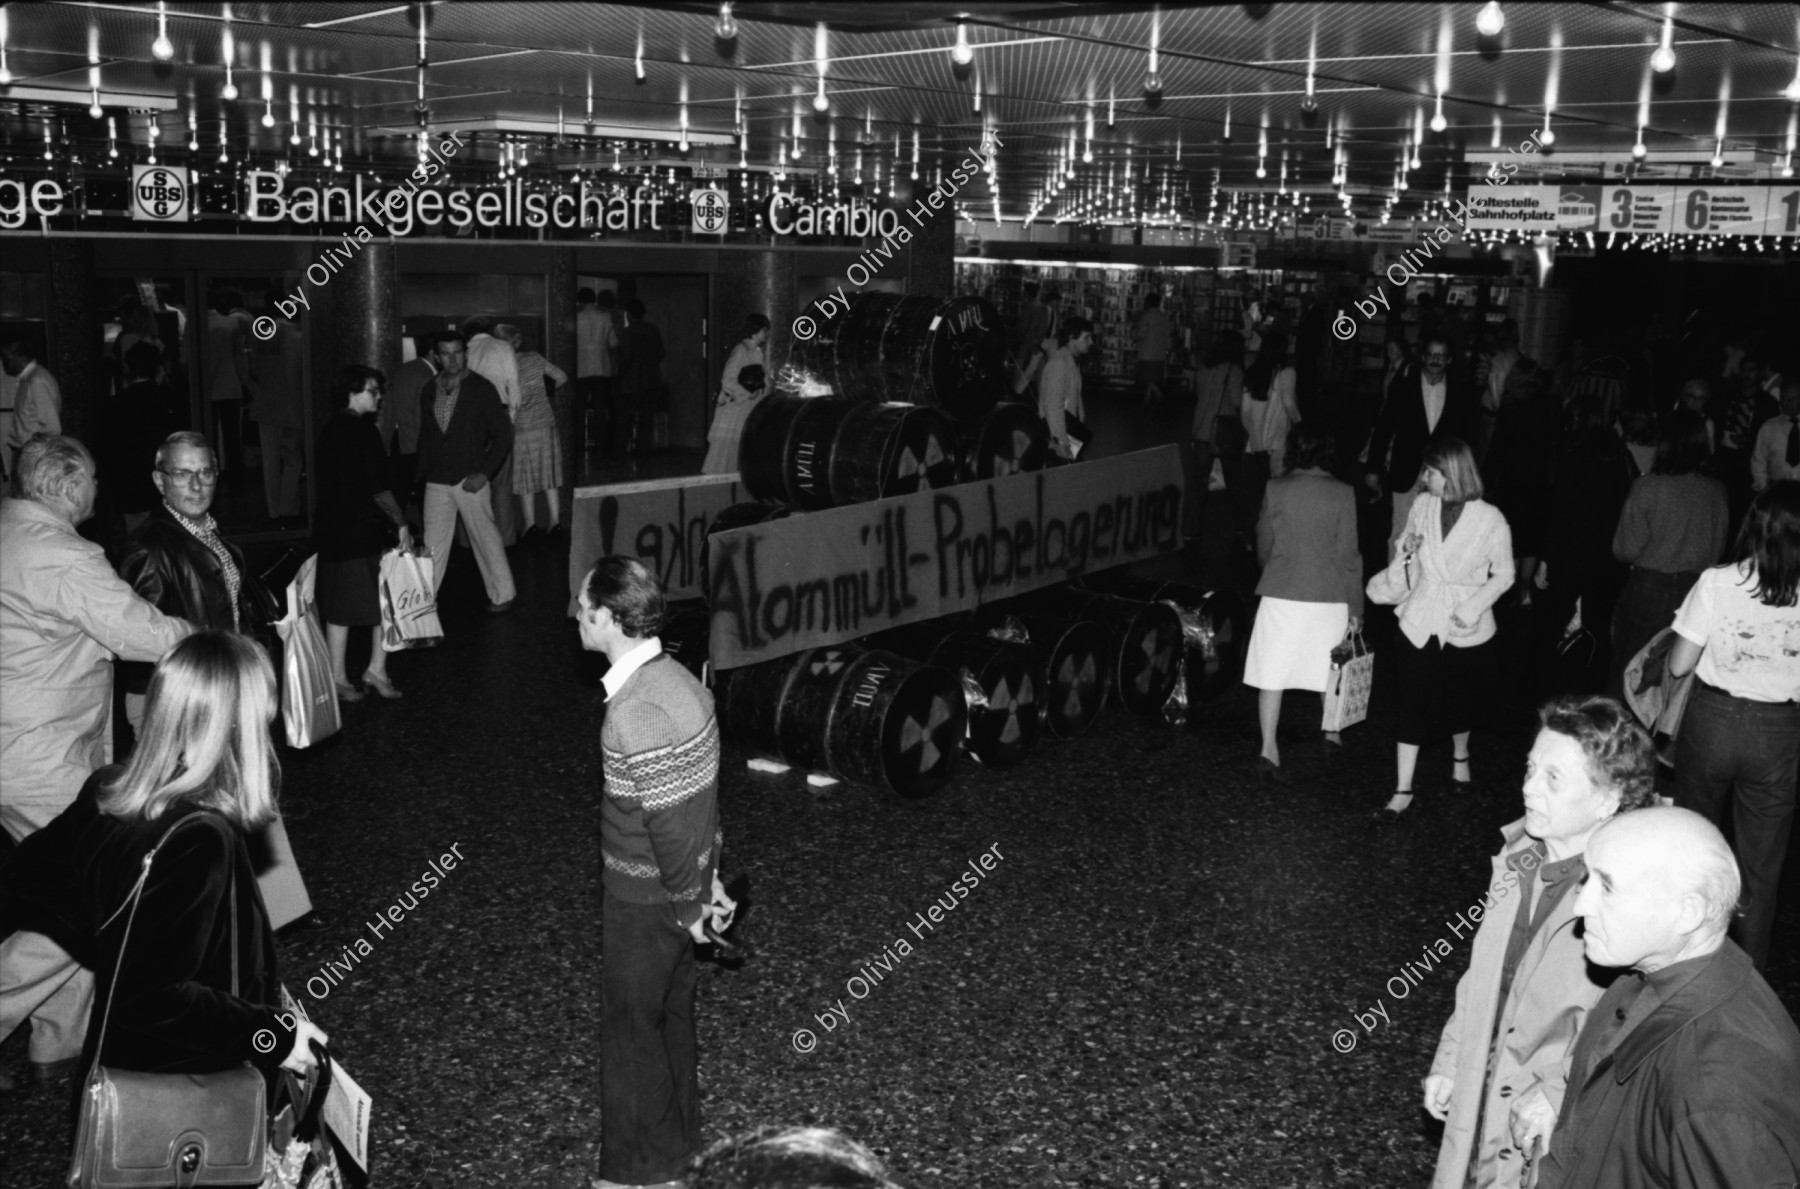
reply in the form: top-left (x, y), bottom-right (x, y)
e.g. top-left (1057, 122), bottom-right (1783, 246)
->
top-left (1526, 808), bottom-right (1800, 1189)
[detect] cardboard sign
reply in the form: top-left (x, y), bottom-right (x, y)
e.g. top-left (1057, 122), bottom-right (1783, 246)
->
top-left (321, 1056), bottom-right (372, 1174)
top-left (706, 446), bottom-right (1184, 669)
top-left (569, 474), bottom-right (747, 608)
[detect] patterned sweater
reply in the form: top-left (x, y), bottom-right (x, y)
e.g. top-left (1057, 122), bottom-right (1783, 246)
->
top-left (600, 655), bottom-right (721, 927)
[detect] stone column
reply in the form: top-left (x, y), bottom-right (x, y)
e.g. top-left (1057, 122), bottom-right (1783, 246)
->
top-left (43, 240), bottom-right (104, 447)
top-left (902, 206), bottom-right (955, 302)
top-left (546, 248), bottom-right (579, 486)
top-left (326, 240), bottom-right (400, 380)
top-left (717, 249), bottom-right (796, 383)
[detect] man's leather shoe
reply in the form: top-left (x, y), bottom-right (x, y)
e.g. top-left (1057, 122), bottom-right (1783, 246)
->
top-left (487, 598), bottom-right (516, 614)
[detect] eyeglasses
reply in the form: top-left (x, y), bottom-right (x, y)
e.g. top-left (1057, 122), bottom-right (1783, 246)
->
top-left (160, 466), bottom-right (218, 485)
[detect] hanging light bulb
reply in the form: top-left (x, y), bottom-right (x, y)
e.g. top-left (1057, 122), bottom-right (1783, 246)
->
top-left (1632, 133), bottom-right (1647, 160)
top-left (813, 75), bottom-right (829, 113)
top-left (1710, 138), bottom-right (1723, 168)
top-left (188, 109), bottom-right (199, 151)
top-left (221, 27), bottom-right (237, 100)
top-left (261, 99), bottom-right (274, 129)
top-left (1430, 92), bottom-right (1447, 133)
top-left (1650, 17), bottom-right (1675, 73)
top-left (952, 20), bottom-right (973, 66)
top-left (1539, 110), bottom-right (1556, 146)
top-left (1476, 1), bottom-right (1505, 37)
top-left (151, 1), bottom-right (175, 61)
top-left (715, 2), bottom-right (737, 41)
top-left (90, 87), bottom-right (103, 120)
top-left (43, 121), bottom-right (53, 161)
top-left (635, 45), bottom-right (646, 84)
top-left (108, 116), bottom-right (119, 158)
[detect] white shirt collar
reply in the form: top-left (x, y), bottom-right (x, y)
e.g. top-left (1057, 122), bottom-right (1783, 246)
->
top-left (601, 636), bottom-right (663, 701)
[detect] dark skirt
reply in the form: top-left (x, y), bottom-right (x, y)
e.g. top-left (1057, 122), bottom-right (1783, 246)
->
top-left (1392, 632), bottom-right (1497, 745)
top-left (317, 554), bottom-right (381, 627)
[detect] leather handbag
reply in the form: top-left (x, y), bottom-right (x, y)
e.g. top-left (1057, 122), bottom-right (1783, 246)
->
top-left (69, 815), bottom-right (268, 1189)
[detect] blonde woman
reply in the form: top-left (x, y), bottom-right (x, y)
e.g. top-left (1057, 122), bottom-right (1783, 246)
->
top-left (703, 315), bottom-right (770, 475)
top-left (1367, 436), bottom-right (1515, 821)
top-left (8, 632), bottom-right (328, 1077)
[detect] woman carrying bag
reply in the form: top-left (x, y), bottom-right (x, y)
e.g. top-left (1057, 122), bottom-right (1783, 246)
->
top-left (1243, 423), bottom-right (1363, 783)
top-left (1367, 436), bottom-right (1515, 822)
top-left (702, 314), bottom-right (770, 475)
top-left (314, 364), bottom-right (413, 702)
top-left (6, 631), bottom-right (329, 1185)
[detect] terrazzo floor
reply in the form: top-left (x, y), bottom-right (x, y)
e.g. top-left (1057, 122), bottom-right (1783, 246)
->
top-left (5, 398), bottom-right (1799, 1189)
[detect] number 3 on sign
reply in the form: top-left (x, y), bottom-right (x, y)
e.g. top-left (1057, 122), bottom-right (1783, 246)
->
top-left (1608, 188), bottom-right (1633, 229)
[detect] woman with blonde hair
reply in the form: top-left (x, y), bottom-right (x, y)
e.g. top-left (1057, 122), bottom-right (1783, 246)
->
top-left (6, 631), bottom-right (328, 1081)
top-left (1367, 435), bottom-right (1515, 820)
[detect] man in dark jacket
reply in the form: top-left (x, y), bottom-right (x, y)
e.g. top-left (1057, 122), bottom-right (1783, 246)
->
top-left (1523, 808), bottom-right (1800, 1189)
top-left (116, 431), bottom-right (276, 734)
top-left (1363, 337), bottom-right (1478, 555)
top-left (616, 298), bottom-right (665, 458)
top-left (417, 330), bottom-right (516, 612)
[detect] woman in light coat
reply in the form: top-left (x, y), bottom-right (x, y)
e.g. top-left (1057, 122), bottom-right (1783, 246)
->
top-left (1367, 435), bottom-right (1514, 820)
top-left (1425, 695), bottom-right (1655, 1189)
top-left (702, 314), bottom-right (770, 475)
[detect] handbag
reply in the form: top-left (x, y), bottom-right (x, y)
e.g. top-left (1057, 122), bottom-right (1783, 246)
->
top-left (70, 815), bottom-right (268, 1189)
top-left (1321, 630), bottom-right (1373, 732)
top-left (274, 556), bottom-right (342, 749)
top-left (378, 548), bottom-right (443, 652)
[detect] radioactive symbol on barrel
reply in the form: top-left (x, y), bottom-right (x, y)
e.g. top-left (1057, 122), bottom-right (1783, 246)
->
top-left (1136, 628), bottom-right (1175, 695)
top-left (898, 695), bottom-right (959, 773)
top-left (989, 673), bottom-right (1034, 744)
top-left (1058, 650), bottom-right (1099, 722)
top-left (894, 433), bottom-right (951, 487)
top-left (810, 651), bottom-right (849, 678)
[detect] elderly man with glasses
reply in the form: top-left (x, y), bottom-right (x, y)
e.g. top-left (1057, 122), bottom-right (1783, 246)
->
top-left (114, 430), bottom-right (279, 734)
top-left (0, 432), bottom-right (191, 1089)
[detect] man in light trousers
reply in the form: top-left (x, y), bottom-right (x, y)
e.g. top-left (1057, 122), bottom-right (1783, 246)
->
top-left (415, 332), bottom-right (516, 613)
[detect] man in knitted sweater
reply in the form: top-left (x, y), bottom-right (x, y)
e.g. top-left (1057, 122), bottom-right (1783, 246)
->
top-left (578, 556), bottom-right (732, 1189)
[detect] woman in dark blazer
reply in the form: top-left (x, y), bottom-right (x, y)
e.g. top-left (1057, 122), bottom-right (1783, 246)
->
top-left (7, 632), bottom-right (328, 1083)
top-left (1244, 423), bottom-right (1363, 781)
top-left (315, 364), bottom-right (413, 701)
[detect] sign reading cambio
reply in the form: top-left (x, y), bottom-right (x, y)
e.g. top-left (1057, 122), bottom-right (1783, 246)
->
top-left (0, 179), bottom-right (67, 229)
top-left (706, 446), bottom-right (1186, 669)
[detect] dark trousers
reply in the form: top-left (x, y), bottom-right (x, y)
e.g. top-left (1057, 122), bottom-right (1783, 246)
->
top-left (1673, 681), bottom-right (1800, 971)
top-left (1607, 567), bottom-right (1699, 702)
top-left (212, 398), bottom-right (246, 493)
top-left (1236, 450), bottom-right (1272, 546)
top-left (577, 376), bottom-right (615, 452)
top-left (600, 893), bottom-right (699, 1184)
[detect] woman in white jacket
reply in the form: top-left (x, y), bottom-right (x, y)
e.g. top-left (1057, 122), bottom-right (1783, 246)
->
top-left (1367, 436), bottom-right (1515, 821)
top-left (702, 314), bottom-right (770, 475)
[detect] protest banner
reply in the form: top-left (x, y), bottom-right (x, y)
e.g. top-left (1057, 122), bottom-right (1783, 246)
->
top-left (569, 473), bottom-right (747, 609)
top-left (706, 445), bottom-right (1184, 669)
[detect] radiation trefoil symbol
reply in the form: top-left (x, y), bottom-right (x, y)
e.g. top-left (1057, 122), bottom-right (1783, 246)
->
top-left (899, 696), bottom-right (957, 772)
top-left (1135, 630), bottom-right (1174, 695)
top-left (1058, 652), bottom-right (1098, 720)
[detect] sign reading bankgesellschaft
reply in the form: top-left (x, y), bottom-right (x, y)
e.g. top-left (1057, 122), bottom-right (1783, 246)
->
top-left (706, 446), bottom-right (1185, 669)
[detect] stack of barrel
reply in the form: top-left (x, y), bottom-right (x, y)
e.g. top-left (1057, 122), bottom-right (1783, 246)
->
top-left (693, 293), bottom-right (1240, 794)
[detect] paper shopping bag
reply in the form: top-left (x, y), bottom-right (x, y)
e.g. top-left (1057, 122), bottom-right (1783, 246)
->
top-left (1321, 630), bottom-right (1373, 732)
top-left (379, 548), bottom-right (444, 652)
top-left (275, 554), bottom-right (342, 749)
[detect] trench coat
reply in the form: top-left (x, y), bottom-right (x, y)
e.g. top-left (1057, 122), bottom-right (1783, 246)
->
top-left (0, 498), bottom-right (190, 837)
top-left (1429, 818), bottom-right (1615, 1189)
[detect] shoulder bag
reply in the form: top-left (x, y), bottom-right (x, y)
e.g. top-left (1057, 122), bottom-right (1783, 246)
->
top-left (69, 814), bottom-right (269, 1189)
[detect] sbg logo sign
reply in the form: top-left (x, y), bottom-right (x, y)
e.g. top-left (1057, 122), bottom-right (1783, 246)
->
top-left (131, 165), bottom-right (191, 222)
top-left (690, 188), bottom-right (729, 235)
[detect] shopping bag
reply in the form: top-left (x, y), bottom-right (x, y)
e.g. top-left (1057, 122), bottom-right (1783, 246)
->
top-left (378, 548), bottom-right (443, 652)
top-left (1321, 630), bottom-right (1373, 732)
top-left (275, 555), bottom-right (342, 749)
top-left (252, 815), bottom-right (314, 931)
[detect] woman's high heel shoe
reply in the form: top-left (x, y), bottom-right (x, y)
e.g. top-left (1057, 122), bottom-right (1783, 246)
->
top-left (333, 679), bottom-right (364, 703)
top-left (1452, 753), bottom-right (1472, 787)
top-left (362, 670), bottom-right (402, 700)
top-left (1254, 756), bottom-right (1289, 786)
top-left (1372, 791), bottom-right (1415, 823)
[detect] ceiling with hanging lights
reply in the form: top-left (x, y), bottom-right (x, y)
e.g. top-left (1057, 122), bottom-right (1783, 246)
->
top-left (1, 2), bottom-right (1798, 229)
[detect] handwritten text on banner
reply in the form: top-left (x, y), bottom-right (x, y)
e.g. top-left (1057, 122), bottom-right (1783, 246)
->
top-left (569, 473), bottom-right (746, 609)
top-left (706, 446), bottom-right (1185, 669)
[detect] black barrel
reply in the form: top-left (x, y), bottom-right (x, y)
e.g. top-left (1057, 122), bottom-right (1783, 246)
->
top-left (1027, 590), bottom-right (1183, 716)
top-left (718, 645), bottom-right (966, 796)
top-left (823, 649), bottom-right (966, 796)
top-left (795, 293), bottom-right (1006, 420)
top-left (957, 401), bottom-right (1049, 483)
top-left (828, 402), bottom-right (960, 504)
top-left (700, 502), bottom-right (790, 604)
top-left (1000, 613), bottom-right (1110, 740)
top-left (871, 624), bottom-right (1045, 768)
top-left (1091, 576), bottom-right (1250, 703)
top-left (738, 396), bottom-right (857, 509)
